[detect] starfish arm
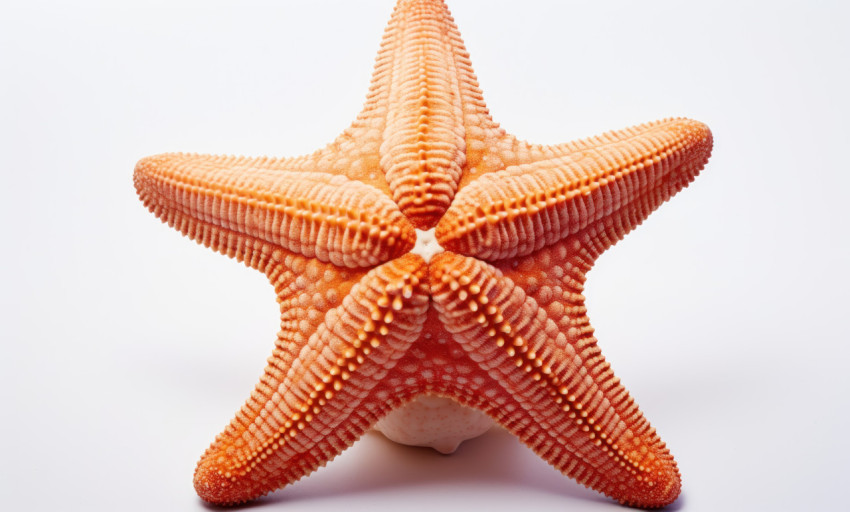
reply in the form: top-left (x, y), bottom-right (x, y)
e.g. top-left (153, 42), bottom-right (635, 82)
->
top-left (133, 153), bottom-right (416, 268)
top-left (435, 118), bottom-right (713, 261)
top-left (429, 252), bottom-right (680, 508)
top-left (339, 0), bottom-right (500, 229)
top-left (193, 254), bottom-right (430, 504)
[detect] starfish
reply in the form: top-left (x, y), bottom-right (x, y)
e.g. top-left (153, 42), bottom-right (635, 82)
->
top-left (134, 0), bottom-right (712, 508)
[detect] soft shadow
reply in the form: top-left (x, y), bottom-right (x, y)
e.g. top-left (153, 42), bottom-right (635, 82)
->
top-left (217, 428), bottom-right (614, 508)
top-left (663, 492), bottom-right (686, 511)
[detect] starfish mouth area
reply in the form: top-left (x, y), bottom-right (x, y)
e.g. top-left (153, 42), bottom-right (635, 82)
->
top-left (410, 227), bottom-right (442, 263)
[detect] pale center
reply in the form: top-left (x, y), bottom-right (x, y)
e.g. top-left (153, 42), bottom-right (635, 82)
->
top-left (375, 395), bottom-right (495, 454)
top-left (411, 228), bottom-right (442, 263)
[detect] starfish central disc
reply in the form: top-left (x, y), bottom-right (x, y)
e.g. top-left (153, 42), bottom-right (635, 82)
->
top-left (411, 228), bottom-right (441, 263)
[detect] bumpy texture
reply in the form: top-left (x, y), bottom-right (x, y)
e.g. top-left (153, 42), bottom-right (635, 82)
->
top-left (375, 395), bottom-right (494, 454)
top-left (134, 0), bottom-right (712, 508)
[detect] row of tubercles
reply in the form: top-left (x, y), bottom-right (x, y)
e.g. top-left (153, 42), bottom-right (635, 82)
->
top-left (437, 268), bottom-right (654, 485)
top-left (218, 274), bottom-right (420, 482)
top-left (440, 124), bottom-right (694, 256)
top-left (379, 5), bottom-right (465, 229)
top-left (412, 47), bottom-right (436, 211)
top-left (136, 160), bottom-right (414, 267)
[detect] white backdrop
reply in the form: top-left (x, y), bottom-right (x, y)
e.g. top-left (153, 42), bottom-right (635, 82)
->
top-left (2, 1), bottom-right (849, 511)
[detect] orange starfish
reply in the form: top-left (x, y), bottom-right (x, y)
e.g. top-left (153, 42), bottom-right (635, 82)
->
top-left (134, 0), bottom-right (712, 508)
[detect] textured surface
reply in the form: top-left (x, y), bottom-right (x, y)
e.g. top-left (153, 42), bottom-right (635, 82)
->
top-left (134, 0), bottom-right (712, 508)
top-left (375, 395), bottom-right (494, 454)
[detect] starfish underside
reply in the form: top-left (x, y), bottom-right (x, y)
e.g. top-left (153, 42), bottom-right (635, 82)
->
top-left (134, 0), bottom-right (712, 508)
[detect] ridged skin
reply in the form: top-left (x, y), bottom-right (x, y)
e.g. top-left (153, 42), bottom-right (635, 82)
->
top-left (134, 0), bottom-right (712, 508)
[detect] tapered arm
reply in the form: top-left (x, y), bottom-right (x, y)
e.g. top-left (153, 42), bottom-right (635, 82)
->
top-left (436, 118), bottom-right (713, 262)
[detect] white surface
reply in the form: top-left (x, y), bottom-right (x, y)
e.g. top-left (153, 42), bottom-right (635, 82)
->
top-left (2, 1), bottom-right (849, 511)
top-left (376, 395), bottom-right (495, 454)
top-left (412, 228), bottom-right (440, 263)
